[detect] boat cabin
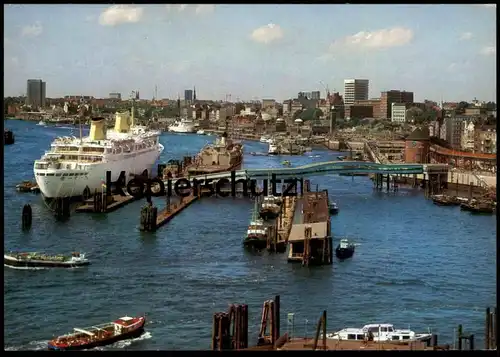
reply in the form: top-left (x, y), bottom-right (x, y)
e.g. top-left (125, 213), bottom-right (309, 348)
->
top-left (113, 316), bottom-right (138, 334)
top-left (339, 239), bottom-right (351, 249)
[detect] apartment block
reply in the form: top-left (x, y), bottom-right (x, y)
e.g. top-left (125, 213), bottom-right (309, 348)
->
top-left (380, 90), bottom-right (414, 119)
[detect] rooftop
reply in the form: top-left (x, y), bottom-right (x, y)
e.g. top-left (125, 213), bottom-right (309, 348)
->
top-left (288, 222), bottom-right (328, 242)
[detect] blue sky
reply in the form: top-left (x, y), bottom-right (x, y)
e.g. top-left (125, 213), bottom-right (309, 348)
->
top-left (4, 4), bottom-right (497, 102)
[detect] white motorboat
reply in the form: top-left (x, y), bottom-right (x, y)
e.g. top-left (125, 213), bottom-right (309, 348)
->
top-left (37, 120), bottom-right (47, 126)
top-left (196, 129), bottom-right (205, 135)
top-left (260, 135), bottom-right (271, 143)
top-left (268, 139), bottom-right (279, 155)
top-left (168, 118), bottom-right (195, 133)
top-left (33, 100), bottom-right (164, 199)
top-left (326, 323), bottom-right (432, 343)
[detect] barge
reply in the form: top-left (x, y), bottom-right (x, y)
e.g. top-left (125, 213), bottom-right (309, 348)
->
top-left (4, 252), bottom-right (90, 269)
top-left (47, 315), bottom-right (145, 350)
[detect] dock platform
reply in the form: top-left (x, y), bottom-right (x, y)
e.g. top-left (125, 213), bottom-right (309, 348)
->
top-left (75, 193), bottom-right (138, 213)
top-left (287, 190), bottom-right (333, 266)
top-left (155, 194), bottom-right (199, 229)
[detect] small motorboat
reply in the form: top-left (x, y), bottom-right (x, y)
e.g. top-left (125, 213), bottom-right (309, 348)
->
top-left (282, 160), bottom-right (291, 166)
top-left (329, 202), bottom-right (339, 215)
top-left (37, 120), bottom-right (47, 126)
top-left (16, 181), bottom-right (38, 193)
top-left (460, 201), bottom-right (495, 214)
top-left (4, 129), bottom-right (15, 145)
top-left (335, 239), bottom-right (355, 260)
top-left (243, 218), bottom-right (268, 250)
top-left (431, 195), bottom-right (459, 206)
top-left (47, 315), bottom-right (146, 350)
top-left (196, 129), bottom-right (205, 135)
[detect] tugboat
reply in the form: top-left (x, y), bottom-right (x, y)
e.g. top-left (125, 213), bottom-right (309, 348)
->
top-left (259, 196), bottom-right (281, 220)
top-left (4, 129), bottom-right (15, 145)
top-left (47, 315), bottom-right (146, 350)
top-left (335, 239), bottom-right (355, 260)
top-left (460, 201), bottom-right (495, 214)
top-left (431, 195), bottom-right (460, 206)
top-left (329, 202), bottom-right (339, 215)
top-left (244, 201), bottom-right (268, 250)
top-left (4, 252), bottom-right (90, 269)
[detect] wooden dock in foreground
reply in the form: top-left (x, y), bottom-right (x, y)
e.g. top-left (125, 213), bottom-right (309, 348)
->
top-left (75, 192), bottom-right (138, 213)
top-left (140, 193), bottom-right (199, 232)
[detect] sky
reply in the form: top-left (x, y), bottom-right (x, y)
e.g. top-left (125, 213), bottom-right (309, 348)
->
top-left (4, 4), bottom-right (497, 102)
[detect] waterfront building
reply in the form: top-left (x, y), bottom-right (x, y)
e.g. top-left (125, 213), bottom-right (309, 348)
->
top-left (26, 79), bottom-right (46, 109)
top-left (343, 79), bottom-right (369, 106)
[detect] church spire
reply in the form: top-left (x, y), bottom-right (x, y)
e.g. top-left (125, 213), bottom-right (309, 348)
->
top-left (193, 86), bottom-right (197, 101)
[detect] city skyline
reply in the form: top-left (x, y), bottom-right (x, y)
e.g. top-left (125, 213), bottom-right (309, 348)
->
top-left (4, 4), bottom-right (497, 102)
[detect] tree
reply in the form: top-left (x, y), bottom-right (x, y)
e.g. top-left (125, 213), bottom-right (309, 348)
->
top-left (456, 101), bottom-right (469, 113)
top-left (485, 101), bottom-right (496, 111)
top-left (406, 107), bottom-right (423, 123)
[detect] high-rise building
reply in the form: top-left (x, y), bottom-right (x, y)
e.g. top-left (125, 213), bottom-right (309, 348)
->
top-left (26, 79), bottom-right (46, 108)
top-left (343, 79), bottom-right (369, 105)
top-left (298, 91), bottom-right (321, 100)
top-left (380, 90), bottom-right (414, 119)
top-left (184, 89), bottom-right (193, 102)
top-left (109, 92), bottom-right (121, 100)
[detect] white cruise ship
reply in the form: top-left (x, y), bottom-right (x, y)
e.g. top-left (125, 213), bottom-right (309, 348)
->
top-left (168, 118), bottom-right (195, 133)
top-left (33, 108), bottom-right (164, 199)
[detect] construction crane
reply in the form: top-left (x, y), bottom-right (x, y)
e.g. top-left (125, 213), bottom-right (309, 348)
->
top-left (319, 81), bottom-right (330, 99)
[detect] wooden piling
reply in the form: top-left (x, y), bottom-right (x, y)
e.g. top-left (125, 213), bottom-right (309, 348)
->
top-left (21, 204), bottom-right (32, 231)
top-left (485, 307), bottom-right (490, 349)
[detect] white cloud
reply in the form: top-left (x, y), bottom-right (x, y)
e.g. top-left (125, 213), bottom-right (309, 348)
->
top-left (250, 23), bottom-right (284, 44)
top-left (460, 32), bottom-right (472, 40)
top-left (331, 27), bottom-right (413, 50)
top-left (99, 5), bottom-right (144, 26)
top-left (165, 4), bottom-right (215, 15)
top-left (21, 22), bottom-right (43, 37)
top-left (480, 46), bottom-right (496, 56)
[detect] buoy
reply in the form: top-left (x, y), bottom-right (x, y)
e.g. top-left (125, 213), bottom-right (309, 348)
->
top-left (22, 204), bottom-right (32, 231)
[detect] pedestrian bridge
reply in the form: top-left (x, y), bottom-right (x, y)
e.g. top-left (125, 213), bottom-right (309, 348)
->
top-left (163, 161), bottom-right (449, 185)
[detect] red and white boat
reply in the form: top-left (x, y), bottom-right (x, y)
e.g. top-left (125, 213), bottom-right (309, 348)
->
top-left (47, 315), bottom-right (146, 350)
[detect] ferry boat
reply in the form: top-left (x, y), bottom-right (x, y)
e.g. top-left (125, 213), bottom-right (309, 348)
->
top-left (335, 238), bottom-right (355, 260)
top-left (186, 132), bottom-right (243, 175)
top-left (47, 315), bottom-right (146, 350)
top-left (33, 101), bottom-right (164, 199)
top-left (326, 323), bottom-right (432, 343)
top-left (4, 252), bottom-right (90, 269)
top-left (168, 118), bottom-right (195, 133)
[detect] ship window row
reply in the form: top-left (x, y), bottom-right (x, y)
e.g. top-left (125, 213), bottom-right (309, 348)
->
top-left (36, 172), bottom-right (88, 177)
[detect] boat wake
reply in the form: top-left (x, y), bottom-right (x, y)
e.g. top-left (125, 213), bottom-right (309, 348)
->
top-left (4, 332), bottom-right (152, 351)
top-left (95, 331), bottom-right (152, 350)
top-left (4, 264), bottom-right (47, 271)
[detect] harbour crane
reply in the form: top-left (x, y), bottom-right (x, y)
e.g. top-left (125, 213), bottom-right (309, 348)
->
top-left (319, 81), bottom-right (330, 99)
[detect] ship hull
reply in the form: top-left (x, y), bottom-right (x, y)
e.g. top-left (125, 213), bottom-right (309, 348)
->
top-left (259, 209), bottom-right (280, 220)
top-left (243, 235), bottom-right (268, 250)
top-left (48, 320), bottom-right (145, 351)
top-left (34, 146), bottom-right (163, 199)
top-left (4, 255), bottom-right (90, 269)
top-left (168, 124), bottom-right (195, 133)
top-left (335, 246), bottom-right (355, 260)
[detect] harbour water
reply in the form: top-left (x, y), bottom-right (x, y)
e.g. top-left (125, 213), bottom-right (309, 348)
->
top-left (4, 120), bottom-right (496, 350)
